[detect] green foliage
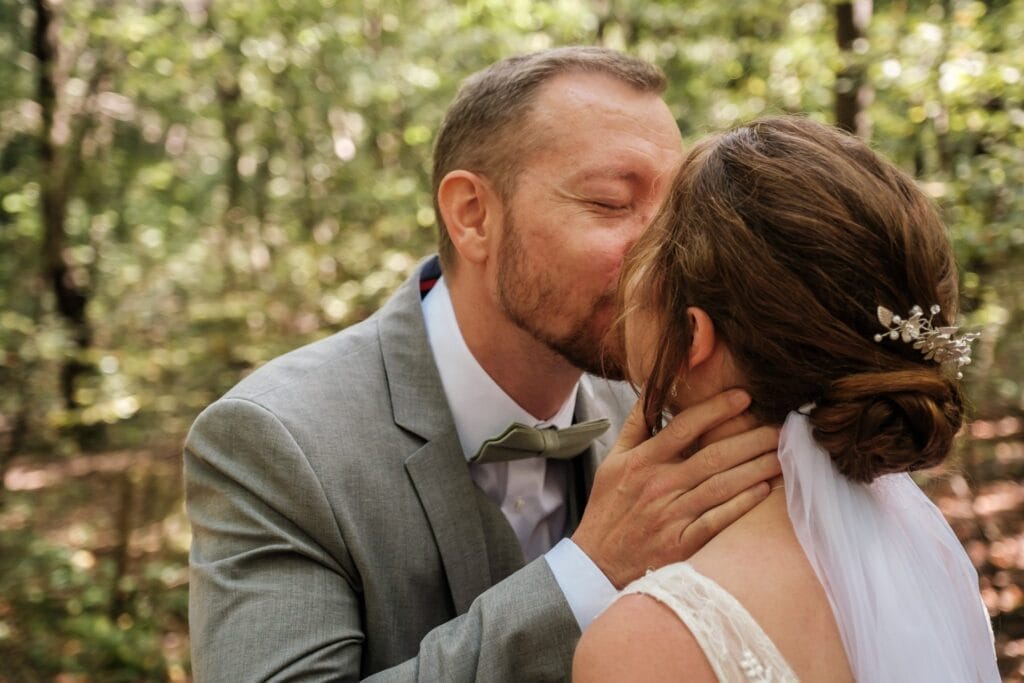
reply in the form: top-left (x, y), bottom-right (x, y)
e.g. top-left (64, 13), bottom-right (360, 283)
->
top-left (1, 0), bottom-right (1023, 678)
top-left (0, 527), bottom-right (187, 681)
top-left (0, 456), bottom-right (191, 681)
top-left (1, 0), bottom-right (1019, 455)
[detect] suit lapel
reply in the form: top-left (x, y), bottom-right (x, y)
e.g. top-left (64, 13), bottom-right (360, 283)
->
top-left (404, 438), bottom-right (493, 613)
top-left (376, 261), bottom-right (634, 612)
top-left (378, 257), bottom-right (493, 614)
top-left (563, 458), bottom-right (585, 537)
top-left (475, 482), bottom-right (526, 585)
top-left (574, 377), bottom-right (618, 500)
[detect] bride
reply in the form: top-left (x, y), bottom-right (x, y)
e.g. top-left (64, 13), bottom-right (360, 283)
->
top-left (573, 116), bottom-right (999, 681)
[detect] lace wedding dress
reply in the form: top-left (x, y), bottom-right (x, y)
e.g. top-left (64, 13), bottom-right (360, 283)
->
top-left (621, 562), bottom-right (797, 682)
top-left (615, 412), bottom-right (1000, 682)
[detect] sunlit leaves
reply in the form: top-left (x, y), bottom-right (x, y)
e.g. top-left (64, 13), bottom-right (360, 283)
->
top-left (0, 0), bottom-right (1021, 463)
top-left (1, 0), bottom-right (1024, 678)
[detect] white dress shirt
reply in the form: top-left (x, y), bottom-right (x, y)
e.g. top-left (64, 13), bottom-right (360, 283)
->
top-left (422, 276), bottom-right (616, 629)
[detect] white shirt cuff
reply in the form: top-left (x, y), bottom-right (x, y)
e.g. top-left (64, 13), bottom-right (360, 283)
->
top-left (544, 537), bottom-right (617, 631)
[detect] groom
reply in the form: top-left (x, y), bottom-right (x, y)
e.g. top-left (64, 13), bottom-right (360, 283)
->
top-left (185, 47), bottom-right (780, 681)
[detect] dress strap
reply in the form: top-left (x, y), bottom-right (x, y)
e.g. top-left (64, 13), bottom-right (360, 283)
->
top-left (617, 562), bottom-right (798, 683)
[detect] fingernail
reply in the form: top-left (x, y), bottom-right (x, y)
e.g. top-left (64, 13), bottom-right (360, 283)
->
top-left (730, 390), bottom-right (750, 408)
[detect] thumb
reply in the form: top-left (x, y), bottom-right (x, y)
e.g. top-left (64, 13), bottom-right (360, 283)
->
top-left (610, 397), bottom-right (651, 456)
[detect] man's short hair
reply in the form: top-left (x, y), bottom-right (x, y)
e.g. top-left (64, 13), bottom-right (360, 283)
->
top-left (431, 46), bottom-right (667, 271)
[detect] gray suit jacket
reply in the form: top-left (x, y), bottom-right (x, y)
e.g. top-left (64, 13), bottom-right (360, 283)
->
top-left (185, 257), bottom-right (634, 681)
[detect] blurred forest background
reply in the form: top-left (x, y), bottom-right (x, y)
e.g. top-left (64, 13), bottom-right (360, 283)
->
top-left (1, 0), bottom-right (1023, 680)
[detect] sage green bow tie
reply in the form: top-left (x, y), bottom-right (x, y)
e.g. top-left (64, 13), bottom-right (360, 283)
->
top-left (470, 418), bottom-right (612, 465)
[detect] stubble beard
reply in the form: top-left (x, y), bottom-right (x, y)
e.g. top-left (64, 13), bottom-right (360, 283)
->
top-left (496, 208), bottom-right (626, 381)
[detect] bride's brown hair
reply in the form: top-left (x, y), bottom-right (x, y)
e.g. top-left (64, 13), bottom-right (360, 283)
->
top-left (622, 116), bottom-right (964, 483)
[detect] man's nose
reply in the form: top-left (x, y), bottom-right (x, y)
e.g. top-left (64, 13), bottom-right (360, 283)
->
top-left (623, 210), bottom-right (653, 252)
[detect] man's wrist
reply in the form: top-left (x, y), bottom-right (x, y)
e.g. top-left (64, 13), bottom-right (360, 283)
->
top-left (544, 538), bottom-right (617, 631)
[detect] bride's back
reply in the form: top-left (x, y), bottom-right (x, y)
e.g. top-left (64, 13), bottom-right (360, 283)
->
top-left (686, 489), bottom-right (853, 682)
top-left (574, 488), bottom-right (856, 682)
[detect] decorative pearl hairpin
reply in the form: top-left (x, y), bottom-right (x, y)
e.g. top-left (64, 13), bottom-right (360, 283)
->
top-left (874, 304), bottom-right (980, 380)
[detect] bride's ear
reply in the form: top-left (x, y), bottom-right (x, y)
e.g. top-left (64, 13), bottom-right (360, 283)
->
top-left (685, 307), bottom-right (717, 370)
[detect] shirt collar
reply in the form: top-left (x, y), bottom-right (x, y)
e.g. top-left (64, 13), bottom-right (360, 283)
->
top-left (422, 276), bottom-right (579, 461)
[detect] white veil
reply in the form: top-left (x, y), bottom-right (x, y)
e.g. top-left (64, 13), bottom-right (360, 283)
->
top-left (779, 411), bottom-right (1000, 682)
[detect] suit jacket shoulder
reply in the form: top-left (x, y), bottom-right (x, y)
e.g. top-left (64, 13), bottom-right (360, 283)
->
top-left (185, 258), bottom-right (590, 681)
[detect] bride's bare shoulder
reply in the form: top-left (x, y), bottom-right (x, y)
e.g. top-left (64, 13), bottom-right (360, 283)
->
top-left (573, 592), bottom-right (718, 683)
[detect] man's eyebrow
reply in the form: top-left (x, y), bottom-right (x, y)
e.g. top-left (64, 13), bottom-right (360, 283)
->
top-left (567, 169), bottom-right (642, 185)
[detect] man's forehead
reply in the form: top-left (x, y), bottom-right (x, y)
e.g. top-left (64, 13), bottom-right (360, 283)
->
top-left (536, 72), bottom-right (654, 116)
top-left (532, 75), bottom-right (679, 137)
top-left (514, 72), bottom-right (682, 181)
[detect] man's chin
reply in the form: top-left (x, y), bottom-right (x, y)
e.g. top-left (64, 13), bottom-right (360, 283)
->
top-left (582, 309), bottom-right (628, 380)
top-left (589, 359), bottom-right (627, 382)
top-left (550, 333), bottom-right (627, 380)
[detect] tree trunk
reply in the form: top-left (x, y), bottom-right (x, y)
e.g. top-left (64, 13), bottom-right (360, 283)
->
top-left (108, 468), bottom-right (136, 618)
top-left (217, 74), bottom-right (243, 227)
top-left (0, 403), bottom-right (28, 509)
top-left (33, 0), bottom-right (102, 447)
top-left (835, 1), bottom-right (873, 138)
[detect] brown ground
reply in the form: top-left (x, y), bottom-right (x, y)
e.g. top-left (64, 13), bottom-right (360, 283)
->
top-left (1, 420), bottom-right (1022, 681)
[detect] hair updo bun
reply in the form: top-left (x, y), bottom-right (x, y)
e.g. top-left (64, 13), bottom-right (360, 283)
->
top-left (810, 370), bottom-right (964, 483)
top-left (620, 116), bottom-right (969, 482)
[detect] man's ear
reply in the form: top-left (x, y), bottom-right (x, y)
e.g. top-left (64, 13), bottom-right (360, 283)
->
top-left (686, 307), bottom-right (717, 370)
top-left (437, 170), bottom-right (497, 265)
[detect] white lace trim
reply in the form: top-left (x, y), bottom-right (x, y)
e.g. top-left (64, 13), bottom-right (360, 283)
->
top-left (617, 562), bottom-right (798, 683)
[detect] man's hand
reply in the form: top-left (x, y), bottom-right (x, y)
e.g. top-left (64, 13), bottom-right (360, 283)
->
top-left (572, 389), bottom-right (780, 589)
